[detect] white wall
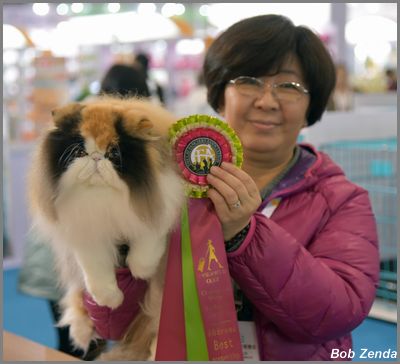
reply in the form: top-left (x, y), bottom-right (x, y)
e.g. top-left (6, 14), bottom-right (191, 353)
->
top-left (302, 108), bottom-right (397, 148)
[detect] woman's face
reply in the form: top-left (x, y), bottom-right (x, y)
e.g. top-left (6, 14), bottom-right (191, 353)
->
top-left (220, 56), bottom-right (310, 161)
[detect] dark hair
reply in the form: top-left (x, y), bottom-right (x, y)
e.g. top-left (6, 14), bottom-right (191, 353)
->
top-left (100, 64), bottom-right (150, 98)
top-left (203, 15), bottom-right (336, 126)
top-left (135, 53), bottom-right (150, 75)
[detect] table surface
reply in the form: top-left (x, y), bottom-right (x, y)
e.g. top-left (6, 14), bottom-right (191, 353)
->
top-left (3, 331), bottom-right (80, 361)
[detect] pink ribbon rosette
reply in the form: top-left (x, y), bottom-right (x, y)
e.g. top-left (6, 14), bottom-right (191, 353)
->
top-left (155, 115), bottom-right (244, 361)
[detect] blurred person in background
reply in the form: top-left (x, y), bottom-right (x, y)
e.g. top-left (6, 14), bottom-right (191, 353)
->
top-left (18, 62), bottom-right (152, 360)
top-left (385, 68), bottom-right (397, 91)
top-left (99, 63), bottom-right (150, 98)
top-left (172, 71), bottom-right (216, 117)
top-left (134, 52), bottom-right (165, 104)
top-left (327, 63), bottom-right (354, 111)
top-left (83, 14), bottom-right (378, 361)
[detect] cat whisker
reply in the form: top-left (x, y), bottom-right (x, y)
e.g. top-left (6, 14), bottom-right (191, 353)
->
top-left (59, 143), bottom-right (81, 168)
top-left (58, 143), bottom-right (77, 165)
top-left (59, 143), bottom-right (79, 163)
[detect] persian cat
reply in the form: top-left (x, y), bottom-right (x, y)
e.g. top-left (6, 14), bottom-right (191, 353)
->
top-left (28, 97), bottom-right (184, 359)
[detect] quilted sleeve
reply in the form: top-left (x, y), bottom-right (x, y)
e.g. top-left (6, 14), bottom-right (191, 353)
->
top-left (227, 187), bottom-right (379, 343)
top-left (82, 268), bottom-right (147, 340)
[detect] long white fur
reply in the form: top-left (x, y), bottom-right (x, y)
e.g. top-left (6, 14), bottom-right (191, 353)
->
top-left (30, 101), bottom-right (184, 354)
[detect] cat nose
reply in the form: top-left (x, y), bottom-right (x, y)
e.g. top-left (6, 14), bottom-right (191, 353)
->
top-left (91, 152), bottom-right (103, 161)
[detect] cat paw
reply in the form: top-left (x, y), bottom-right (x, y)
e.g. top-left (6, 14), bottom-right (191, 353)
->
top-left (88, 283), bottom-right (124, 309)
top-left (127, 254), bottom-right (158, 280)
top-left (69, 315), bottom-right (95, 350)
top-left (59, 310), bottom-right (94, 351)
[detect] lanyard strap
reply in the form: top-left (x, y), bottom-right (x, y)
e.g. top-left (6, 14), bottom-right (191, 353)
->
top-left (261, 198), bottom-right (281, 218)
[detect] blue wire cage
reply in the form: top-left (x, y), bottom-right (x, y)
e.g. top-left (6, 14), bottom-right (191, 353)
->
top-left (319, 138), bottom-right (397, 305)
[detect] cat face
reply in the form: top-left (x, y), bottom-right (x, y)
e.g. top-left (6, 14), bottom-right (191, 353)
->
top-left (44, 100), bottom-right (164, 193)
top-left (29, 97), bottom-right (180, 224)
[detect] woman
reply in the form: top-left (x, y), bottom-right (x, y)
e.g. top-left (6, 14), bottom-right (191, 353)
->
top-left (134, 53), bottom-right (165, 104)
top-left (84, 15), bottom-right (379, 360)
top-left (202, 14), bottom-right (379, 360)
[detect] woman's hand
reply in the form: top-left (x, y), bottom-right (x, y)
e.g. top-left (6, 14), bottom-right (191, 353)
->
top-left (207, 162), bottom-right (261, 240)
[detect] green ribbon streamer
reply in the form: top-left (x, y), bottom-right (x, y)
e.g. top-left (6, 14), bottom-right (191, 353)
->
top-left (181, 202), bottom-right (209, 360)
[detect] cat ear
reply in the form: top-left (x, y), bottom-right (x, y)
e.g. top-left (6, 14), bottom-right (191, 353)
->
top-left (123, 110), bottom-right (159, 139)
top-left (51, 103), bottom-right (85, 128)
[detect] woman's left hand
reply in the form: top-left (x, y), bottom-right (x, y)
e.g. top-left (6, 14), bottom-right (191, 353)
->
top-left (207, 162), bottom-right (261, 241)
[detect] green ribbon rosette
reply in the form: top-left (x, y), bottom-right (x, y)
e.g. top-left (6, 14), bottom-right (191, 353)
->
top-left (169, 114), bottom-right (243, 198)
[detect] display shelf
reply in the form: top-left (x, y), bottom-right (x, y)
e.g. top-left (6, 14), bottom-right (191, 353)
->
top-left (3, 47), bottom-right (35, 141)
top-left (3, 141), bottom-right (36, 270)
top-left (27, 52), bottom-right (71, 138)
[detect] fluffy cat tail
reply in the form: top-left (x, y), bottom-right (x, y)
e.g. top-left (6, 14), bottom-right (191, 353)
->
top-left (98, 311), bottom-right (156, 361)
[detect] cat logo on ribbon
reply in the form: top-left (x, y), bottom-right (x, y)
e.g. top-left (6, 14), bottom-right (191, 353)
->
top-left (184, 138), bottom-right (223, 176)
top-left (197, 239), bottom-right (224, 273)
top-left (170, 115), bottom-right (243, 197)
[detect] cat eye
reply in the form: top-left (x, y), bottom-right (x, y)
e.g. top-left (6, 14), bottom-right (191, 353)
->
top-left (105, 146), bottom-right (121, 163)
top-left (76, 149), bottom-right (88, 158)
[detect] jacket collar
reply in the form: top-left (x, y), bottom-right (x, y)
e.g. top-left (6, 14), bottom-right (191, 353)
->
top-left (259, 143), bottom-right (344, 210)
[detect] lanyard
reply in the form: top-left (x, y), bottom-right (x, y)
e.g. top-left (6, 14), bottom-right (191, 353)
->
top-left (260, 198), bottom-right (281, 218)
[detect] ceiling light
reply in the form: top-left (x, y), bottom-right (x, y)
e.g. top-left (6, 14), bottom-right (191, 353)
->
top-left (199, 5), bottom-right (210, 17)
top-left (32, 3), bottom-right (50, 16)
top-left (71, 3), bottom-right (84, 14)
top-left (161, 3), bottom-right (176, 17)
top-left (175, 4), bottom-right (185, 16)
top-left (56, 4), bottom-right (69, 16)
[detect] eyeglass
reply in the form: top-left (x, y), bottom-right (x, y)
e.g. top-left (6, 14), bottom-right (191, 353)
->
top-left (229, 76), bottom-right (309, 103)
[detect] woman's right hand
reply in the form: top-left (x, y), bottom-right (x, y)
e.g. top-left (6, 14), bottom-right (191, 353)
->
top-left (207, 162), bottom-right (261, 240)
top-left (82, 268), bottom-right (148, 341)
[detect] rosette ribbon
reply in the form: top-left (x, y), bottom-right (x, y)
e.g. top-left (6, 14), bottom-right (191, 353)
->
top-left (169, 115), bottom-right (243, 198)
top-left (155, 198), bottom-right (243, 361)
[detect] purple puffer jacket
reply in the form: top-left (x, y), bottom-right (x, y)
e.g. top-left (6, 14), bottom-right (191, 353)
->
top-left (84, 144), bottom-right (379, 361)
top-left (227, 144), bottom-right (379, 360)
